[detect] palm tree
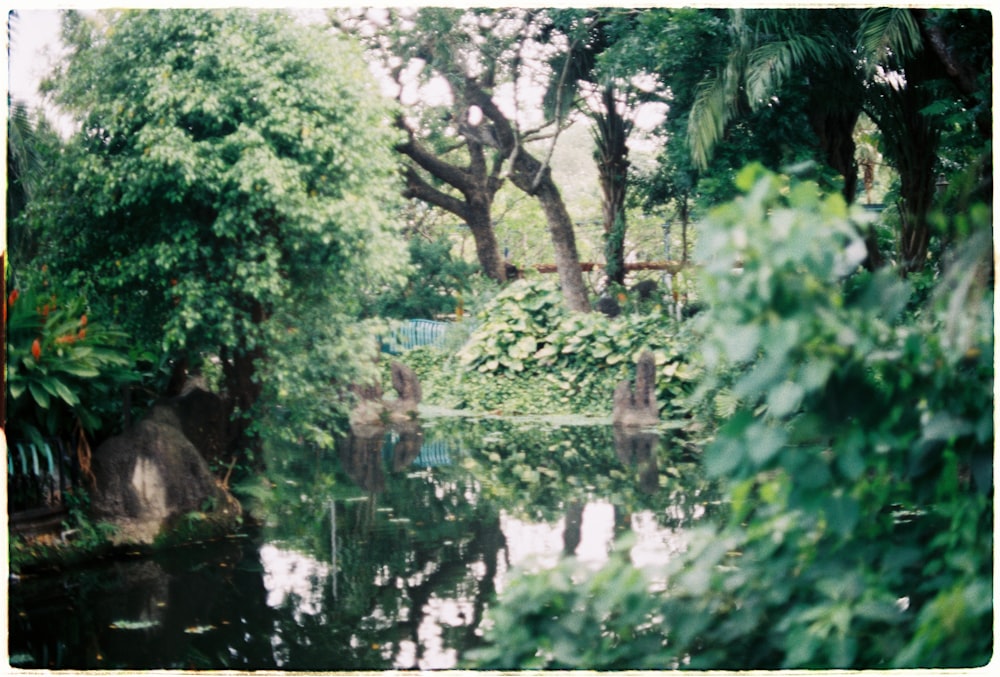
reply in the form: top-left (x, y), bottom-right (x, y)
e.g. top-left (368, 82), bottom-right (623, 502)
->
top-left (687, 7), bottom-right (990, 274)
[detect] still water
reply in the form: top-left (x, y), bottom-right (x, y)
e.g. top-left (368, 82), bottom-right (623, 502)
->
top-left (8, 414), bottom-right (719, 670)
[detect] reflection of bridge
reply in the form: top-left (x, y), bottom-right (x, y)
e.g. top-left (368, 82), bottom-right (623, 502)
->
top-left (382, 432), bottom-right (453, 468)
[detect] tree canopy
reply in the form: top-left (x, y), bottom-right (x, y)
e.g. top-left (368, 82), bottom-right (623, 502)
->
top-left (26, 8), bottom-right (406, 450)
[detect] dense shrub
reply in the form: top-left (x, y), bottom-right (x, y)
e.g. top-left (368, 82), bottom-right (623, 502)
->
top-left (465, 165), bottom-right (993, 670)
top-left (366, 235), bottom-right (483, 320)
top-left (395, 277), bottom-right (697, 418)
top-left (6, 268), bottom-right (137, 447)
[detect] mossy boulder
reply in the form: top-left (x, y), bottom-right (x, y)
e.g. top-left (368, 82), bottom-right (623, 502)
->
top-left (91, 404), bottom-right (240, 545)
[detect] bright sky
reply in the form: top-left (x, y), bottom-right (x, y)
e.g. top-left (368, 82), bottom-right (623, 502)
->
top-left (7, 9), bottom-right (64, 109)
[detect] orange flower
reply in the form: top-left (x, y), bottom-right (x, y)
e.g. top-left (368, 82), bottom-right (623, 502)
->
top-left (31, 338), bottom-right (42, 360)
top-left (7, 289), bottom-right (18, 307)
top-left (56, 334), bottom-right (77, 345)
top-left (80, 314), bottom-right (88, 327)
top-left (78, 328), bottom-right (87, 341)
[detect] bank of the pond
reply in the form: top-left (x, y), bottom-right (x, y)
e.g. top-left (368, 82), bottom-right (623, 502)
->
top-left (8, 498), bottom-right (251, 576)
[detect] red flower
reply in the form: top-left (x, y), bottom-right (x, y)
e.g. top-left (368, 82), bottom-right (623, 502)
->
top-left (31, 338), bottom-right (42, 360)
top-left (7, 289), bottom-right (18, 307)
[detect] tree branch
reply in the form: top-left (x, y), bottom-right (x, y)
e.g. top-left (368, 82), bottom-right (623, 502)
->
top-left (395, 115), bottom-right (477, 192)
top-left (401, 165), bottom-right (471, 220)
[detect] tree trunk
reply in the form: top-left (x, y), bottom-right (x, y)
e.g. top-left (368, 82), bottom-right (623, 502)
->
top-left (806, 89), bottom-right (886, 270)
top-left (510, 160), bottom-right (591, 312)
top-left (396, 119), bottom-right (507, 282)
top-left (595, 85), bottom-right (630, 288)
top-left (874, 43), bottom-right (943, 275)
top-left (466, 194), bottom-right (506, 283)
top-left (463, 78), bottom-right (590, 312)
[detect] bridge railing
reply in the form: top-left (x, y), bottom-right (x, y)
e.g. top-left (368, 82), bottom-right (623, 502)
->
top-left (8, 438), bottom-right (81, 537)
top-left (380, 319), bottom-right (449, 354)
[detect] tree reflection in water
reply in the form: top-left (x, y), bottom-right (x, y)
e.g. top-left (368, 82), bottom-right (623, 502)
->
top-left (8, 415), bottom-right (719, 671)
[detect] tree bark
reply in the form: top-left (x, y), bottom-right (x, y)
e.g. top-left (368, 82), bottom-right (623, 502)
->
top-left (872, 41), bottom-right (943, 275)
top-left (465, 78), bottom-right (591, 312)
top-left (396, 117), bottom-right (507, 282)
top-left (594, 85), bottom-right (631, 288)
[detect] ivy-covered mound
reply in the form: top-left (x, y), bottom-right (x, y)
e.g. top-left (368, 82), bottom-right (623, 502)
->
top-left (391, 278), bottom-right (696, 419)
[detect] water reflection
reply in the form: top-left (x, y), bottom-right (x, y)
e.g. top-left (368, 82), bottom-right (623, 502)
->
top-left (9, 415), bottom-right (721, 671)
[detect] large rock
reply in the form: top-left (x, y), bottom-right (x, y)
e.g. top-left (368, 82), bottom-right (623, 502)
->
top-left (91, 405), bottom-right (238, 545)
top-left (612, 350), bottom-right (659, 427)
top-left (388, 361), bottom-right (422, 416)
top-left (163, 386), bottom-right (235, 468)
top-left (350, 361), bottom-right (423, 426)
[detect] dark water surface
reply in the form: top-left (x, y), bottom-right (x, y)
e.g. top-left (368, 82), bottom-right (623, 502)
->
top-left (9, 415), bottom-right (718, 670)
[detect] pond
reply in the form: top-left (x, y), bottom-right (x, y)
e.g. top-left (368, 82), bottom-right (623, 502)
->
top-left (8, 413), bottom-right (722, 670)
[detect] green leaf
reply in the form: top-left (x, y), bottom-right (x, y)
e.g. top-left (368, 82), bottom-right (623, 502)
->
top-left (28, 381), bottom-right (51, 409)
top-left (720, 323), bottom-right (760, 363)
top-left (766, 380), bottom-right (804, 418)
top-left (57, 363), bottom-right (102, 378)
top-left (745, 421), bottom-right (787, 466)
top-left (50, 378), bottom-right (82, 407)
top-left (823, 493), bottom-right (859, 537)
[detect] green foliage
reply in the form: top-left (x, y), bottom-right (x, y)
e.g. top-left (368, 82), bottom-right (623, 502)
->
top-left (457, 278), bottom-right (687, 375)
top-left (466, 544), bottom-right (667, 670)
top-left (422, 415), bottom-right (714, 523)
top-left (395, 278), bottom-right (696, 417)
top-left (467, 165), bottom-right (992, 670)
top-left (5, 268), bottom-right (137, 445)
top-left (456, 278), bottom-right (566, 374)
top-left (29, 8), bottom-right (406, 449)
top-left (8, 487), bottom-right (119, 574)
top-left (367, 235), bottom-right (482, 320)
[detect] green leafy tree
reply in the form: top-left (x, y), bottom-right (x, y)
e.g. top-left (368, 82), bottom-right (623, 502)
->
top-left (31, 9), bottom-right (405, 455)
top-left (367, 235), bottom-right (481, 320)
top-left (467, 165), bottom-right (992, 670)
top-left (346, 8), bottom-right (591, 311)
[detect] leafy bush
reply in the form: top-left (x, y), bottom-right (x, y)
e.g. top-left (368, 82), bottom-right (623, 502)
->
top-left (6, 270), bottom-right (137, 447)
top-left (455, 278), bottom-right (566, 373)
top-left (367, 235), bottom-right (483, 320)
top-left (396, 278), bottom-right (698, 417)
top-left (466, 165), bottom-right (993, 670)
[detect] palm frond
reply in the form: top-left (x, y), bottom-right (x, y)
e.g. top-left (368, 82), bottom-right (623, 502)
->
top-left (687, 65), bottom-right (741, 172)
top-left (7, 100), bottom-right (43, 200)
top-left (744, 33), bottom-right (846, 106)
top-left (858, 8), bottom-right (923, 65)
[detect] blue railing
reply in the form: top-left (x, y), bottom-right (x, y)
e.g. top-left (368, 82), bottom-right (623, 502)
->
top-left (381, 319), bottom-right (449, 354)
top-left (7, 438), bottom-right (79, 513)
top-left (412, 439), bottom-right (452, 468)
